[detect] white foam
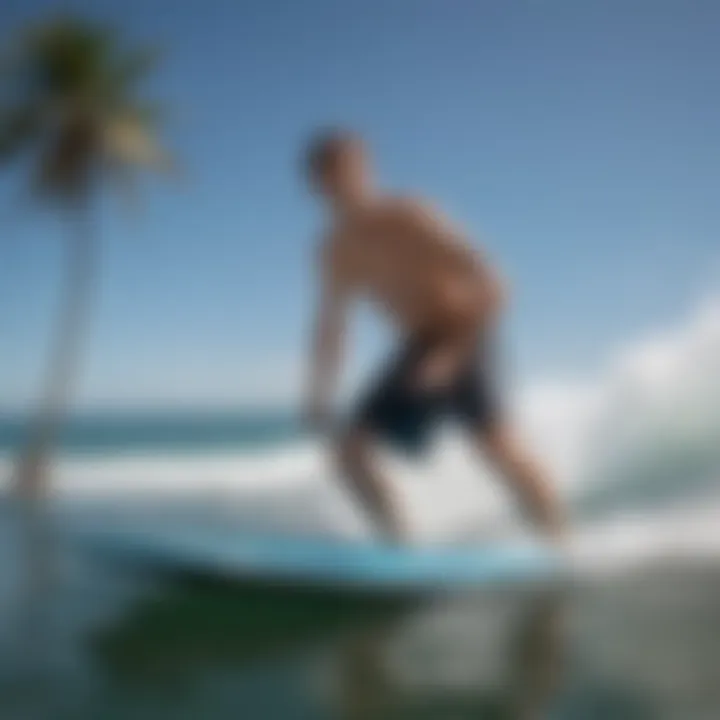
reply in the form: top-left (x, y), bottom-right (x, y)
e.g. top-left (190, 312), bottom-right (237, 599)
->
top-left (518, 295), bottom-right (720, 494)
top-left (0, 295), bottom-right (718, 560)
top-left (566, 494), bottom-right (720, 574)
top-left (0, 442), bottom-right (323, 496)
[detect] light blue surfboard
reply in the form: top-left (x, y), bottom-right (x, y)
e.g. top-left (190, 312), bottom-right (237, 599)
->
top-left (74, 521), bottom-right (562, 595)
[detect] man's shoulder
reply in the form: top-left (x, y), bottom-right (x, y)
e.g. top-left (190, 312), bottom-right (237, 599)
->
top-left (377, 194), bottom-right (445, 231)
top-left (378, 194), bottom-right (431, 216)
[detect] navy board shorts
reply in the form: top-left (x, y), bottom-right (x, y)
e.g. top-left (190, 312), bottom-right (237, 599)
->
top-left (352, 331), bottom-right (502, 454)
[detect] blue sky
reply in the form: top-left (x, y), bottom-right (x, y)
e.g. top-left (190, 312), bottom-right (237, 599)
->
top-left (2, 0), bottom-right (719, 410)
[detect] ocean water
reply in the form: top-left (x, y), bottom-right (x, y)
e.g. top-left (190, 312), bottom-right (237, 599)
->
top-left (0, 411), bottom-right (305, 456)
top-left (0, 408), bottom-right (718, 719)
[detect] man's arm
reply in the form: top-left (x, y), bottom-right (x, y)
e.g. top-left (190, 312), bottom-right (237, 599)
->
top-left (305, 242), bottom-right (351, 428)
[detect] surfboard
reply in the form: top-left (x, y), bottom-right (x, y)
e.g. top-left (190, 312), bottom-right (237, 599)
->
top-left (72, 521), bottom-right (562, 596)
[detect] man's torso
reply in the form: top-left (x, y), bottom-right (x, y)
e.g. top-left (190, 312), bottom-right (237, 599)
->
top-left (325, 197), bottom-right (481, 335)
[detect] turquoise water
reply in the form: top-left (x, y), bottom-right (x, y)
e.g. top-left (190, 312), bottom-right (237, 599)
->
top-left (1, 508), bottom-right (719, 720)
top-left (0, 413), bottom-right (719, 718)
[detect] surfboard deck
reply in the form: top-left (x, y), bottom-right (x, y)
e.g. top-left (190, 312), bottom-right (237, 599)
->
top-left (72, 522), bottom-right (562, 596)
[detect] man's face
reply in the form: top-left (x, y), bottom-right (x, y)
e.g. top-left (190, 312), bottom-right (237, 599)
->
top-left (318, 141), bottom-right (370, 203)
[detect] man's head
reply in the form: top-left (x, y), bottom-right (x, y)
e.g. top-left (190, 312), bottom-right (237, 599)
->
top-left (305, 129), bottom-right (372, 207)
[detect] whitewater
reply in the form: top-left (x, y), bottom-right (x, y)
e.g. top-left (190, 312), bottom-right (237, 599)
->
top-left (1, 295), bottom-right (719, 573)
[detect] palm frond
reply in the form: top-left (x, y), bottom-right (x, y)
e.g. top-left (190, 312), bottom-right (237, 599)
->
top-left (26, 16), bottom-right (114, 99)
top-left (34, 113), bottom-right (99, 199)
top-left (102, 112), bottom-right (176, 175)
top-left (0, 34), bottom-right (24, 89)
top-left (0, 104), bottom-right (43, 161)
top-left (1, 14), bottom-right (177, 203)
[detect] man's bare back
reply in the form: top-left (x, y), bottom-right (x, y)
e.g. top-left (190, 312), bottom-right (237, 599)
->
top-left (324, 197), bottom-right (498, 337)
top-left (303, 130), bottom-right (562, 541)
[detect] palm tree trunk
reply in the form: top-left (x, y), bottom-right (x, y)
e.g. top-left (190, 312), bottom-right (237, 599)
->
top-left (13, 199), bottom-right (96, 503)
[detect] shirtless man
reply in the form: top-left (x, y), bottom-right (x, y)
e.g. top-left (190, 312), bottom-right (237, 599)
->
top-left (304, 130), bottom-right (562, 541)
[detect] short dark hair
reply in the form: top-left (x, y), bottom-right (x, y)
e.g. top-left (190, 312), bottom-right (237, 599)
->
top-left (305, 128), bottom-right (360, 181)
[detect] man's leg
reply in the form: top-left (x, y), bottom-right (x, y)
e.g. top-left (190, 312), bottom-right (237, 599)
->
top-left (335, 428), bottom-right (406, 542)
top-left (473, 422), bottom-right (564, 537)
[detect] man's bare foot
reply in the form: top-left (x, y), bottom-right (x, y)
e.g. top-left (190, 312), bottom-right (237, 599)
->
top-left (373, 512), bottom-right (411, 546)
top-left (534, 503), bottom-right (567, 545)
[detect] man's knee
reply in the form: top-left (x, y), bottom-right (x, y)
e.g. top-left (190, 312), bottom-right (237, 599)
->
top-left (335, 428), bottom-right (371, 468)
top-left (474, 422), bottom-right (526, 471)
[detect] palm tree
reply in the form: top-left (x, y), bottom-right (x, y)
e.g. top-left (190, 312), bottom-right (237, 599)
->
top-left (0, 16), bottom-right (174, 502)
